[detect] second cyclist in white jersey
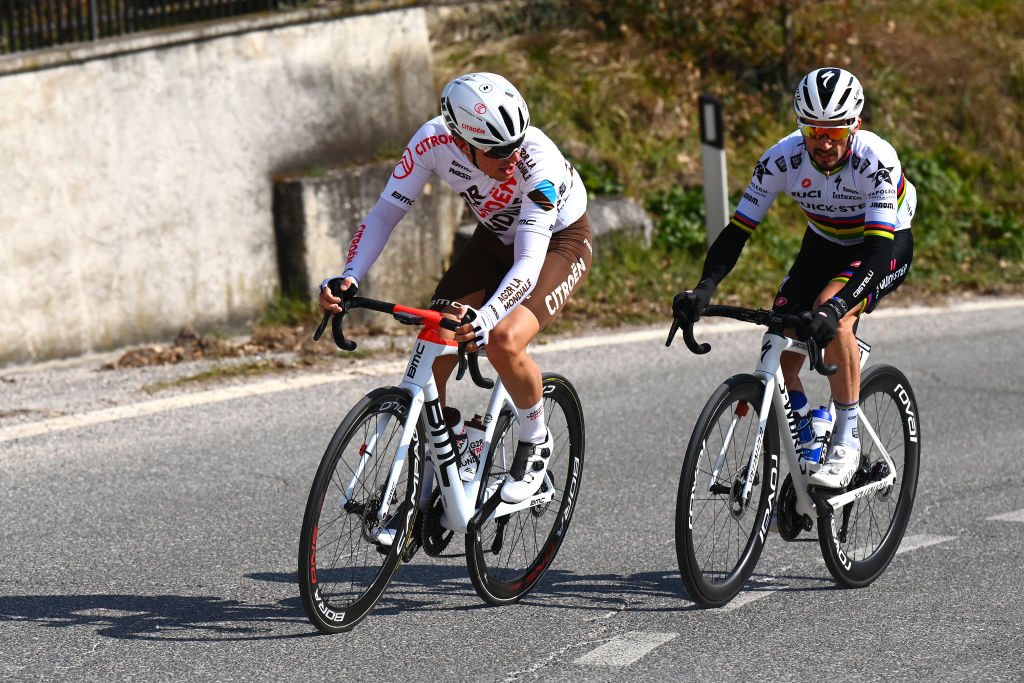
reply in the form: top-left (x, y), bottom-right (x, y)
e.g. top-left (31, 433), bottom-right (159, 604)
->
top-left (319, 72), bottom-right (592, 504)
top-left (674, 67), bottom-right (917, 489)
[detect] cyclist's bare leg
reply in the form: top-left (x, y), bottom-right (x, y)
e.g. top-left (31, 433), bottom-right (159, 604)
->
top-left (481, 305), bottom-right (542, 411)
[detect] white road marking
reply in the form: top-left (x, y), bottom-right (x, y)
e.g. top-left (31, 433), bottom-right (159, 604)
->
top-left (718, 584), bottom-right (788, 611)
top-left (574, 632), bottom-right (678, 666)
top-left (987, 509), bottom-right (1024, 523)
top-left (3, 297), bottom-right (1021, 444)
top-left (895, 533), bottom-right (956, 554)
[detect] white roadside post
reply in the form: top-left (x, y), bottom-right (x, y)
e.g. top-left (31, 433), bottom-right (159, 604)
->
top-left (699, 93), bottom-right (729, 246)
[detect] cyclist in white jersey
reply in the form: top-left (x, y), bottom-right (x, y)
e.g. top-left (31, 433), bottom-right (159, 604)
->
top-left (674, 67), bottom-right (917, 489)
top-left (319, 72), bottom-right (592, 504)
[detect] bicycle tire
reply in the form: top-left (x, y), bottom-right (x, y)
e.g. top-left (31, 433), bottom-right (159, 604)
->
top-left (298, 387), bottom-right (422, 633)
top-left (675, 374), bottom-right (781, 608)
top-left (466, 373), bottom-right (585, 605)
top-left (817, 364), bottom-right (920, 587)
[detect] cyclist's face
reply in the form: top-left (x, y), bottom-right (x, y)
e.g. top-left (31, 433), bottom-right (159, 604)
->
top-left (801, 117), bottom-right (860, 171)
top-left (458, 140), bottom-right (521, 180)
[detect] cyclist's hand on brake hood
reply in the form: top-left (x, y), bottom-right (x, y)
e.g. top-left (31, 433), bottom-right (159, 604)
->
top-left (801, 299), bottom-right (843, 349)
top-left (672, 280), bottom-right (715, 323)
top-left (318, 277), bottom-right (358, 314)
top-left (456, 303), bottom-right (498, 351)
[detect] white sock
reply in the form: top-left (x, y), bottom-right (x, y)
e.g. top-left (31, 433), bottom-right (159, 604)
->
top-left (516, 399), bottom-right (546, 444)
top-left (832, 400), bottom-right (859, 449)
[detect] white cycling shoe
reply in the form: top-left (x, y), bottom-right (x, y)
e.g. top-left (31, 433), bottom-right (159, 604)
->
top-left (808, 444), bottom-right (860, 489)
top-left (500, 430), bottom-right (553, 503)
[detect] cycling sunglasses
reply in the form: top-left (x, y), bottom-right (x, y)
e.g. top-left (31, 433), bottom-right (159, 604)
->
top-left (482, 135), bottom-right (525, 160)
top-left (798, 122), bottom-right (856, 141)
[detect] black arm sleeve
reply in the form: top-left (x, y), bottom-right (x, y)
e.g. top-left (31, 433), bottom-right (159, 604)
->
top-left (828, 233), bottom-right (895, 316)
top-left (698, 222), bottom-right (751, 289)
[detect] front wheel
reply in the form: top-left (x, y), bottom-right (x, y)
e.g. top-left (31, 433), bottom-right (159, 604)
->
top-left (818, 364), bottom-right (921, 587)
top-left (297, 387), bottom-right (422, 633)
top-left (675, 374), bottom-right (780, 608)
top-left (465, 373), bottom-right (585, 605)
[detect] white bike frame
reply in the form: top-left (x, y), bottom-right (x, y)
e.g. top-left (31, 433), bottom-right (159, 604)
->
top-left (728, 330), bottom-right (898, 518)
top-left (350, 328), bottom-right (557, 534)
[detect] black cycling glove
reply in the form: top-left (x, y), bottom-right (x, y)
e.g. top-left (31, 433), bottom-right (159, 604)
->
top-left (672, 280), bottom-right (716, 323)
top-left (801, 299), bottom-right (843, 349)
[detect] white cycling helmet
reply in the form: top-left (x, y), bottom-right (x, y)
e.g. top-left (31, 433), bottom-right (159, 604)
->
top-left (440, 72), bottom-right (530, 157)
top-left (793, 67), bottom-right (864, 123)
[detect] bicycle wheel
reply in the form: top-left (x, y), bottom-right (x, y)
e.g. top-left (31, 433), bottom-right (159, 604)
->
top-left (676, 374), bottom-right (780, 608)
top-left (818, 364), bottom-right (920, 587)
top-left (466, 373), bottom-right (585, 605)
top-left (298, 387), bottom-right (422, 633)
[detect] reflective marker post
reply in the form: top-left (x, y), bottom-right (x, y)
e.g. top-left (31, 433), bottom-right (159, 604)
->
top-left (699, 93), bottom-right (729, 246)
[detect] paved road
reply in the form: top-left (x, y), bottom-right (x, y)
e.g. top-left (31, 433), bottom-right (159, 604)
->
top-left (1, 298), bottom-right (1022, 680)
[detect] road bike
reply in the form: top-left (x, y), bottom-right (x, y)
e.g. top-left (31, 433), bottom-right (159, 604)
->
top-left (297, 289), bottom-right (585, 633)
top-left (667, 305), bottom-right (920, 607)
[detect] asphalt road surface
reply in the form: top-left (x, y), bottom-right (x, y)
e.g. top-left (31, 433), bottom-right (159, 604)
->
top-left (1, 297), bottom-right (1022, 680)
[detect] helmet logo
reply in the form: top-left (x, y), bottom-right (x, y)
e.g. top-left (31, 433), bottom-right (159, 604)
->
top-left (820, 70), bottom-right (836, 87)
top-left (474, 103), bottom-right (487, 115)
top-left (479, 83), bottom-right (493, 93)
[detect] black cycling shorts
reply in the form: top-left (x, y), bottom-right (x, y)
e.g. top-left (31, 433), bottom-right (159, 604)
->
top-left (773, 228), bottom-right (914, 316)
top-left (429, 214), bottom-right (593, 330)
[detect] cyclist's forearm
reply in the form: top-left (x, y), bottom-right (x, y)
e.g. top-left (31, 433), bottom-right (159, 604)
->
top-left (340, 198), bottom-right (408, 282)
top-left (698, 221), bottom-right (750, 288)
top-left (478, 227), bottom-right (549, 327)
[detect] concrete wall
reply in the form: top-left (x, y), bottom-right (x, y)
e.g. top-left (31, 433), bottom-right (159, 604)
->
top-left (0, 7), bottom-right (437, 367)
top-left (273, 161), bottom-right (461, 329)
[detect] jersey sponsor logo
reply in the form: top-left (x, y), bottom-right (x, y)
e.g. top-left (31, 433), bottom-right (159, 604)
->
top-left (544, 257), bottom-right (587, 314)
top-left (753, 155), bottom-right (774, 184)
top-left (460, 177), bottom-right (520, 220)
top-left (413, 133), bottom-right (453, 156)
top-left (790, 153), bottom-right (803, 170)
top-left (393, 148), bottom-right (415, 179)
top-left (775, 296), bottom-right (788, 307)
top-left (344, 224), bottom-right (366, 265)
top-left (391, 190), bottom-right (414, 205)
top-left (452, 160), bottom-right (472, 172)
top-left (792, 189), bottom-right (821, 198)
top-left (497, 277), bottom-right (532, 312)
top-left (833, 193), bottom-right (860, 201)
top-left (774, 156), bottom-right (788, 173)
top-left (870, 201), bottom-right (894, 209)
top-left (528, 180), bottom-right (557, 211)
top-left (799, 202), bottom-right (862, 213)
top-left (801, 177), bottom-right (812, 188)
top-left (448, 167), bottom-right (471, 180)
top-left (869, 160), bottom-right (895, 188)
top-left (742, 191), bottom-right (760, 206)
top-left (461, 123), bottom-right (486, 135)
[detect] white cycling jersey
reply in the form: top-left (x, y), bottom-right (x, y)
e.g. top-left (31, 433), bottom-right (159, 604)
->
top-left (732, 129), bottom-right (916, 244)
top-left (341, 116), bottom-right (586, 284)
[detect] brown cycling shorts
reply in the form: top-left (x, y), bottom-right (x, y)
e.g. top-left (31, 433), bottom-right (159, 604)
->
top-left (429, 214), bottom-right (593, 330)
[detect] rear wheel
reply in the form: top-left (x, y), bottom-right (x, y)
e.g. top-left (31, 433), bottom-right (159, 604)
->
top-left (818, 365), bottom-right (920, 587)
top-left (465, 373), bottom-right (585, 605)
top-left (297, 388), bottom-right (422, 633)
top-left (675, 374), bottom-right (780, 608)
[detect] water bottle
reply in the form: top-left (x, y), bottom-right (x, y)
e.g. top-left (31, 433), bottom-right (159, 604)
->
top-left (805, 407), bottom-right (834, 466)
top-left (791, 391), bottom-right (813, 450)
top-left (459, 414), bottom-right (486, 482)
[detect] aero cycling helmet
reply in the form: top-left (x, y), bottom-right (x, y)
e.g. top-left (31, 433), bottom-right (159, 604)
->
top-left (793, 67), bottom-right (864, 123)
top-left (440, 72), bottom-right (530, 156)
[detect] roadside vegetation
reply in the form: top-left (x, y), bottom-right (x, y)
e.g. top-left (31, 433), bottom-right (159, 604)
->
top-left (431, 0), bottom-right (1024, 329)
top-left (109, 0), bottom-right (1024, 376)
